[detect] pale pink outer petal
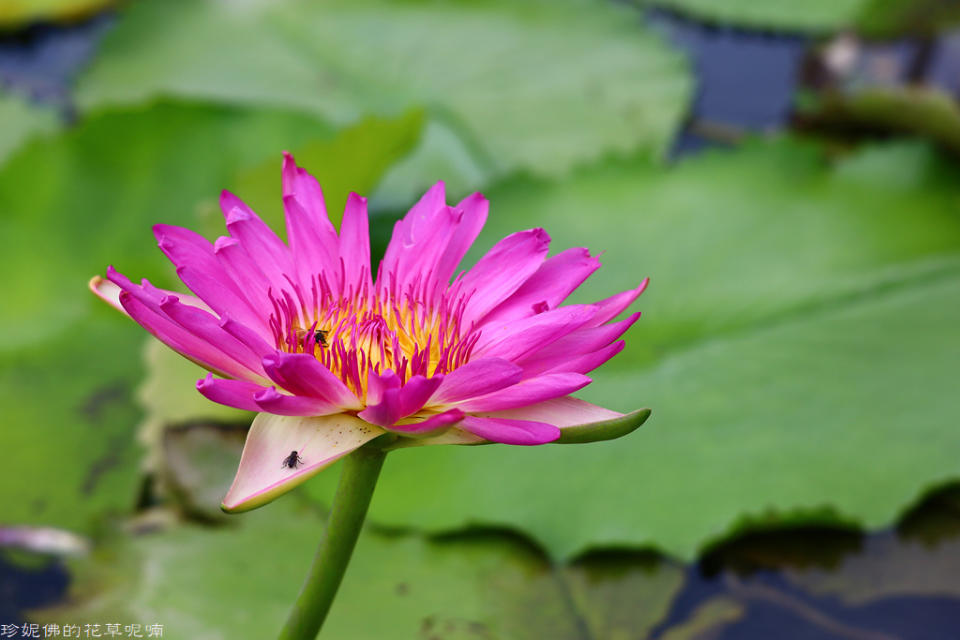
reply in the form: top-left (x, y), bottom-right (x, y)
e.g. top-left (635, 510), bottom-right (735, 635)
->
top-left (88, 276), bottom-right (124, 313)
top-left (90, 274), bottom-right (213, 315)
top-left (454, 373), bottom-right (591, 412)
top-left (222, 412), bottom-right (384, 512)
top-left (476, 396), bottom-right (623, 427)
top-left (459, 416), bottom-right (560, 446)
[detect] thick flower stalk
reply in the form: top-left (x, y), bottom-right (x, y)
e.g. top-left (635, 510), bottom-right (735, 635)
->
top-left (91, 154), bottom-right (649, 512)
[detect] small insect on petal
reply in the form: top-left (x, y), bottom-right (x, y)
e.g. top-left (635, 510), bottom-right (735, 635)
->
top-left (281, 450), bottom-right (304, 469)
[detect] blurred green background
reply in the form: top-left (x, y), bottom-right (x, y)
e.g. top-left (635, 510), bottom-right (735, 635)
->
top-left (2, 0), bottom-right (960, 638)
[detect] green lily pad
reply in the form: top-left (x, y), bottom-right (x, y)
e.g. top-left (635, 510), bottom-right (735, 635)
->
top-left (645, 0), bottom-right (960, 36)
top-left (643, 0), bottom-right (868, 32)
top-left (31, 502), bottom-right (685, 639)
top-left (305, 139), bottom-right (960, 559)
top-left (75, 0), bottom-right (692, 176)
top-left (0, 93), bottom-right (57, 169)
top-left (232, 109), bottom-right (424, 235)
top-left (0, 0), bottom-right (114, 28)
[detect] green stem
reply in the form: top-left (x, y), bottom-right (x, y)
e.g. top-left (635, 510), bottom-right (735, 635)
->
top-left (277, 445), bottom-right (387, 640)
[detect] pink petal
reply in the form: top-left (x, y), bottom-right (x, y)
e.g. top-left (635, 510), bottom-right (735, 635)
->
top-left (358, 375), bottom-right (443, 427)
top-left (221, 190), bottom-right (295, 293)
top-left (366, 368), bottom-right (401, 406)
top-left (388, 408), bottom-right (464, 437)
top-left (477, 396), bottom-right (623, 427)
top-left (213, 236), bottom-right (272, 311)
top-left (219, 315), bottom-right (276, 359)
top-left (433, 192), bottom-right (488, 285)
top-left (545, 340), bottom-right (626, 375)
top-left (338, 193), bottom-right (372, 299)
top-left (221, 412), bottom-right (384, 512)
top-left (174, 265), bottom-right (267, 334)
top-left (160, 296), bottom-right (267, 378)
top-left (455, 373), bottom-right (591, 412)
top-left (283, 194), bottom-right (339, 290)
top-left (480, 247), bottom-right (601, 327)
top-left (589, 278), bottom-right (649, 327)
top-left (253, 387), bottom-right (345, 417)
top-left (430, 358), bottom-right (523, 405)
top-left (117, 291), bottom-right (255, 381)
top-left (262, 352), bottom-right (362, 410)
top-left (459, 416), bottom-right (560, 446)
top-left (196, 374), bottom-right (265, 412)
top-left (459, 228), bottom-right (551, 328)
top-left (281, 152), bottom-right (333, 235)
top-left (518, 312), bottom-right (640, 376)
top-left (474, 304), bottom-right (598, 362)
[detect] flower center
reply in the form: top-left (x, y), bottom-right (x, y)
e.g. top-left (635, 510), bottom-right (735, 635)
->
top-left (266, 268), bottom-right (479, 402)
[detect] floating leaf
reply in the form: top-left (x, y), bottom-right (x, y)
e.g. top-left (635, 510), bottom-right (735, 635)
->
top-left (32, 503), bottom-right (678, 639)
top-left (75, 0), bottom-right (692, 176)
top-left (0, 92), bottom-right (57, 169)
top-left (0, 0), bottom-right (114, 28)
top-left (306, 140), bottom-right (960, 559)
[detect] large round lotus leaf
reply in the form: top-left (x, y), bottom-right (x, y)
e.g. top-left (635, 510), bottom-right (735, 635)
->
top-left (304, 140), bottom-right (960, 560)
top-left (75, 0), bottom-right (692, 177)
top-left (0, 93), bottom-right (56, 169)
top-left (32, 502), bottom-right (685, 639)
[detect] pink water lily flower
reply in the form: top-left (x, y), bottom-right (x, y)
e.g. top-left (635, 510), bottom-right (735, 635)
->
top-left (91, 154), bottom-right (648, 512)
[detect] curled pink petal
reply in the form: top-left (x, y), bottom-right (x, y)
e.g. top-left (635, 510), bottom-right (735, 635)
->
top-left (254, 387), bottom-right (345, 417)
top-left (430, 358), bottom-right (523, 405)
top-left (477, 396), bottom-right (623, 427)
top-left (262, 352), bottom-right (362, 410)
top-left (388, 408), bottom-right (464, 437)
top-left (358, 375), bottom-right (444, 427)
top-left (455, 373), bottom-right (591, 412)
top-left (196, 374), bottom-right (265, 412)
top-left (459, 416), bottom-right (561, 446)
